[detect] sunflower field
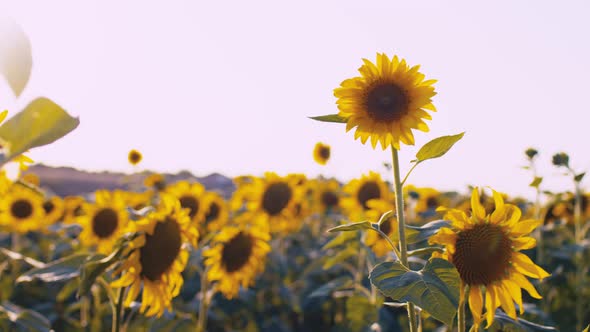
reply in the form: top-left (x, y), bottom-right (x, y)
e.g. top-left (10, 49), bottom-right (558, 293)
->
top-left (1, 19), bottom-right (590, 332)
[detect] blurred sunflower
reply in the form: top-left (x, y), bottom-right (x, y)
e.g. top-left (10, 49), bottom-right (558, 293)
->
top-left (313, 142), bottom-right (331, 165)
top-left (312, 179), bottom-right (341, 215)
top-left (430, 188), bottom-right (550, 329)
top-left (235, 172), bottom-right (303, 233)
top-left (201, 191), bottom-right (229, 235)
top-left (43, 196), bottom-right (65, 225)
top-left (144, 173), bottom-right (166, 191)
top-left (365, 199), bottom-right (398, 257)
top-left (120, 190), bottom-right (154, 211)
top-left (405, 185), bottom-right (449, 222)
top-left (0, 185), bottom-right (45, 233)
top-left (166, 181), bottom-right (206, 226)
top-left (341, 171), bottom-right (391, 220)
top-left (334, 53), bottom-right (437, 150)
top-left (78, 190), bottom-right (129, 254)
top-left (111, 195), bottom-right (198, 317)
top-left (204, 218), bottom-right (271, 299)
top-left (62, 196), bottom-right (86, 224)
top-left (128, 149), bottom-right (142, 165)
top-left (21, 173), bottom-right (40, 186)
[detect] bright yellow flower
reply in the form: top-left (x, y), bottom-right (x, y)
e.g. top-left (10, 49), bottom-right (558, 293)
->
top-left (128, 149), bottom-right (142, 165)
top-left (111, 195), bottom-right (198, 317)
top-left (429, 188), bottom-right (550, 329)
top-left (0, 185), bottom-right (45, 233)
top-left (204, 216), bottom-right (271, 299)
top-left (334, 53), bottom-right (436, 150)
top-left (365, 199), bottom-right (398, 257)
top-left (341, 171), bottom-right (392, 221)
top-left (201, 191), bottom-right (229, 235)
top-left (166, 181), bottom-right (207, 227)
top-left (313, 142), bottom-right (331, 165)
top-left (311, 178), bottom-right (341, 215)
top-left (43, 196), bottom-right (65, 225)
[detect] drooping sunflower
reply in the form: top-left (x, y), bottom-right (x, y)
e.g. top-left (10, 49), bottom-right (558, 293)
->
top-left (111, 195), bottom-right (198, 317)
top-left (78, 190), bottom-right (130, 254)
top-left (311, 178), bottom-right (342, 215)
top-left (166, 181), bottom-right (206, 227)
top-left (429, 188), bottom-right (550, 329)
top-left (235, 172), bottom-right (304, 233)
top-left (341, 171), bottom-right (391, 221)
top-left (365, 199), bottom-right (398, 257)
top-left (0, 185), bottom-right (45, 233)
top-left (334, 53), bottom-right (437, 150)
top-left (313, 142), bottom-right (331, 165)
top-left (128, 149), bottom-right (142, 165)
top-left (43, 196), bottom-right (65, 225)
top-left (200, 191), bottom-right (229, 235)
top-left (204, 217), bottom-right (271, 299)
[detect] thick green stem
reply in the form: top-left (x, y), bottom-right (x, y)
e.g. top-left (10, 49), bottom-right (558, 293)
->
top-left (112, 287), bottom-right (125, 332)
top-left (391, 146), bottom-right (417, 332)
top-left (196, 267), bottom-right (211, 332)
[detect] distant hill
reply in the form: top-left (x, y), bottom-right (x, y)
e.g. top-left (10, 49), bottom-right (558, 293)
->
top-left (24, 164), bottom-right (235, 198)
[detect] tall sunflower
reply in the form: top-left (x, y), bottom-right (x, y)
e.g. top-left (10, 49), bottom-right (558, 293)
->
top-left (313, 142), bottom-right (331, 165)
top-left (204, 217), bottom-right (271, 299)
top-left (78, 190), bottom-right (129, 254)
top-left (111, 195), bottom-right (198, 317)
top-left (234, 172), bottom-right (303, 233)
top-left (166, 181), bottom-right (206, 227)
top-left (341, 171), bottom-right (391, 221)
top-left (0, 185), bottom-right (45, 233)
top-left (429, 188), bottom-right (550, 329)
top-left (334, 53), bottom-right (437, 150)
top-left (364, 199), bottom-right (398, 257)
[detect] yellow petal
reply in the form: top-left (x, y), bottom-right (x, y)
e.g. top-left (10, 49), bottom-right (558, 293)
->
top-left (490, 190), bottom-right (506, 224)
top-left (502, 279), bottom-right (524, 314)
top-left (469, 286), bottom-right (484, 327)
top-left (471, 188), bottom-right (486, 220)
top-left (512, 272), bottom-right (542, 299)
top-left (512, 237), bottom-right (537, 251)
top-left (512, 252), bottom-right (550, 279)
top-left (484, 285), bottom-right (499, 328)
top-left (509, 219), bottom-right (542, 237)
top-left (497, 283), bottom-right (517, 319)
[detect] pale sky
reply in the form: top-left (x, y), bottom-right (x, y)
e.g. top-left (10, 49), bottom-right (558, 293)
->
top-left (1, 0), bottom-right (589, 199)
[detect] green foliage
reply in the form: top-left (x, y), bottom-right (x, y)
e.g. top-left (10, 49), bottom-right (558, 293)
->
top-left (16, 253), bottom-right (90, 283)
top-left (328, 221), bottom-right (373, 233)
top-left (369, 258), bottom-right (460, 326)
top-left (308, 114), bottom-right (348, 123)
top-left (530, 176), bottom-right (543, 188)
top-left (413, 132), bottom-right (465, 163)
top-left (0, 301), bottom-right (51, 332)
top-left (487, 312), bottom-right (558, 331)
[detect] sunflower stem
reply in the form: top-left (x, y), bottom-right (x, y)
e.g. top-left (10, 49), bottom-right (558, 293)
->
top-left (372, 227), bottom-right (402, 260)
top-left (112, 287), bottom-right (125, 332)
top-left (573, 177), bottom-right (584, 332)
top-left (196, 266), bottom-right (211, 332)
top-left (457, 284), bottom-right (468, 332)
top-left (391, 146), bottom-right (418, 332)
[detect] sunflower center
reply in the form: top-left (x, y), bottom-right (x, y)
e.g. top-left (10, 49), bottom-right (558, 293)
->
top-left (321, 191), bottom-right (339, 208)
top-left (221, 231), bottom-right (254, 273)
top-left (452, 223), bottom-right (513, 286)
top-left (11, 200), bottom-right (33, 219)
top-left (92, 208), bottom-right (119, 238)
top-left (43, 201), bottom-right (55, 214)
top-left (140, 217), bottom-right (182, 281)
top-left (129, 151), bottom-right (141, 164)
top-left (380, 218), bottom-right (393, 235)
top-left (357, 181), bottom-right (381, 210)
top-left (179, 195), bottom-right (199, 219)
top-left (426, 197), bottom-right (439, 209)
top-left (319, 147), bottom-right (330, 160)
top-left (262, 182), bottom-right (292, 216)
top-left (365, 83), bottom-right (409, 122)
top-left (205, 203), bottom-right (220, 222)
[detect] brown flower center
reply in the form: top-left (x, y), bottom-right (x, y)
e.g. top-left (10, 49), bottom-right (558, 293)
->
top-left (140, 217), bottom-right (182, 281)
top-left (380, 217), bottom-right (393, 235)
top-left (321, 191), bottom-right (339, 208)
top-left (43, 201), bottom-right (55, 214)
top-left (357, 181), bottom-right (381, 210)
top-left (205, 202), bottom-right (220, 222)
top-left (365, 82), bottom-right (409, 122)
top-left (179, 195), bottom-right (199, 219)
top-left (11, 199), bottom-right (33, 219)
top-left (452, 223), bottom-right (513, 286)
top-left (221, 231), bottom-right (254, 273)
top-left (262, 182), bottom-right (292, 216)
top-left (426, 197), bottom-right (439, 209)
top-left (319, 147), bottom-right (330, 160)
top-left (129, 151), bottom-right (141, 164)
top-left (92, 208), bottom-right (119, 238)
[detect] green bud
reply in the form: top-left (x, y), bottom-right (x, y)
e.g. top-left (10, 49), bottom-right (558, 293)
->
top-left (525, 148), bottom-right (538, 159)
top-left (552, 152), bottom-right (569, 167)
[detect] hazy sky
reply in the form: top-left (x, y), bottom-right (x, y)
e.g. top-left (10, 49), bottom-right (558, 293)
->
top-left (1, 0), bottom-right (589, 198)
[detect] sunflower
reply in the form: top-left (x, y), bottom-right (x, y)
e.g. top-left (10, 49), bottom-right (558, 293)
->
top-left (405, 185), bottom-right (449, 223)
top-left (334, 53), bottom-right (437, 150)
top-left (0, 185), bottom-right (45, 233)
top-left (128, 149), bottom-right (142, 165)
top-left (201, 191), bottom-right (229, 235)
top-left (313, 142), bottom-right (331, 165)
top-left (341, 171), bottom-right (391, 221)
top-left (166, 181), bottom-right (206, 226)
top-left (312, 179), bottom-right (342, 215)
top-left (144, 173), bottom-right (166, 191)
top-left (365, 199), bottom-right (398, 257)
top-left (43, 196), bottom-right (65, 225)
top-left (21, 173), bottom-right (40, 187)
top-left (62, 195), bottom-right (86, 224)
top-left (429, 188), bottom-right (550, 329)
top-left (78, 190), bottom-right (130, 254)
top-left (119, 190), bottom-right (154, 211)
top-left (204, 217), bottom-right (271, 299)
top-left (111, 195), bottom-right (198, 317)
top-left (234, 172), bottom-right (303, 233)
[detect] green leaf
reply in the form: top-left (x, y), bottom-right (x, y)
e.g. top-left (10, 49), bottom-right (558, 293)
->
top-left (328, 221), bottom-right (373, 233)
top-left (0, 20), bottom-right (32, 97)
top-left (0, 301), bottom-right (51, 332)
top-left (414, 132), bottom-right (465, 163)
top-left (346, 295), bottom-right (380, 331)
top-left (0, 248), bottom-right (44, 268)
top-left (16, 253), bottom-right (90, 283)
top-left (529, 176), bottom-right (543, 188)
top-left (322, 231), bottom-right (358, 250)
top-left (0, 97), bottom-right (79, 162)
top-left (406, 220), bottom-right (449, 244)
top-left (574, 172), bottom-right (586, 183)
top-left (323, 246), bottom-right (358, 270)
top-left (308, 276), bottom-right (353, 298)
top-left (488, 311), bottom-right (557, 331)
top-left (308, 114), bottom-right (347, 123)
top-left (369, 258), bottom-right (460, 326)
